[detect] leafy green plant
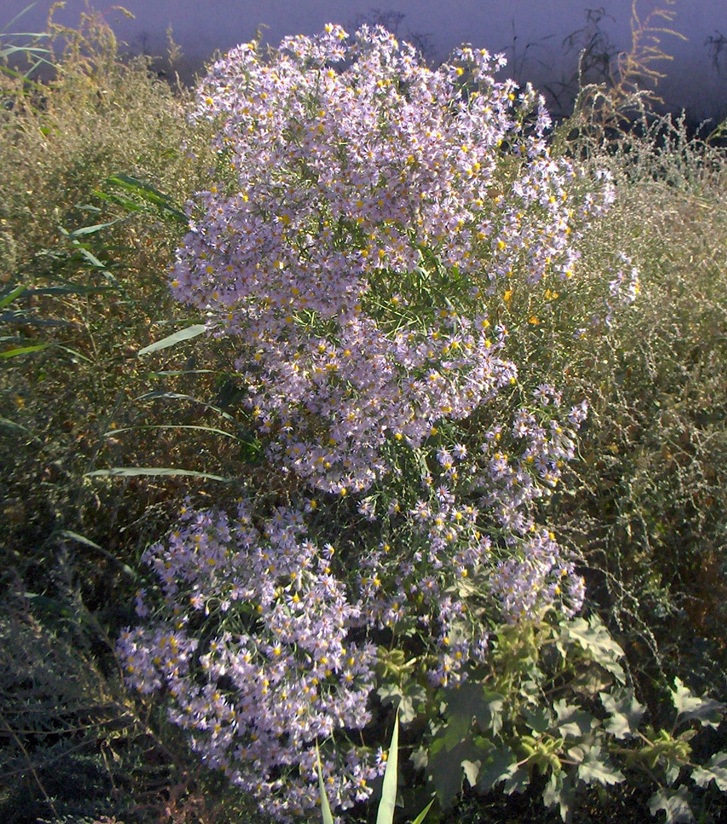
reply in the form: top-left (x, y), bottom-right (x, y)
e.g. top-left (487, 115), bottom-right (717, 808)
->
top-left (419, 613), bottom-right (726, 823)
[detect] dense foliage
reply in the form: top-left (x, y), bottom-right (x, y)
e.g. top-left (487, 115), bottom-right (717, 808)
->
top-left (1, 8), bottom-right (727, 824)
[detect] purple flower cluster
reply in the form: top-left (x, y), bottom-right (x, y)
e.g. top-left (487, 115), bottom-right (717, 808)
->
top-left (171, 24), bottom-right (613, 493)
top-left (489, 529), bottom-right (585, 622)
top-left (118, 24), bottom-right (628, 820)
top-left (351, 391), bottom-right (588, 683)
top-left (117, 502), bottom-right (381, 820)
top-left (356, 477), bottom-right (493, 688)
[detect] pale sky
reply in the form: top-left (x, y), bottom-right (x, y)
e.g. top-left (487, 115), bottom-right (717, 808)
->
top-left (4, 0), bottom-right (726, 118)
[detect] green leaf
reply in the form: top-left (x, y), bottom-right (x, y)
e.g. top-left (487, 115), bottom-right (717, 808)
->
top-left (524, 705), bottom-right (552, 734)
top-left (553, 700), bottom-right (595, 738)
top-left (377, 712), bottom-right (399, 824)
top-left (138, 324), bottom-right (207, 355)
top-left (692, 751), bottom-right (727, 791)
top-left (64, 218), bottom-right (126, 238)
top-left (576, 744), bottom-right (624, 786)
top-left (442, 712), bottom-right (472, 752)
top-left (105, 424), bottom-right (240, 441)
top-left (58, 529), bottom-right (138, 579)
top-left (409, 798), bottom-right (434, 824)
top-left (0, 284), bottom-right (25, 309)
top-left (543, 771), bottom-right (574, 822)
top-left (671, 679), bottom-right (724, 728)
top-left (562, 615), bottom-right (625, 682)
top-left (105, 174), bottom-right (188, 223)
top-left (398, 688), bottom-right (426, 725)
top-left (664, 756), bottom-right (683, 787)
top-left (443, 681), bottom-right (505, 738)
top-left (0, 417), bottom-right (35, 437)
top-left (502, 763), bottom-right (531, 795)
top-left (85, 467), bottom-right (232, 482)
top-left (428, 736), bottom-right (481, 808)
top-left (476, 744), bottom-right (517, 792)
top-left (135, 391), bottom-right (238, 424)
top-left (648, 787), bottom-right (695, 823)
top-left (600, 688), bottom-right (646, 739)
top-left (377, 683), bottom-right (403, 707)
top-left (0, 343), bottom-right (49, 358)
top-left (315, 744), bottom-right (335, 824)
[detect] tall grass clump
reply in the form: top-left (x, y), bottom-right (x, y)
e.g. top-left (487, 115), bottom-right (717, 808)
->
top-left (0, 7), bottom-right (232, 583)
top-left (2, 7), bottom-right (727, 824)
top-left (548, 114), bottom-right (727, 690)
top-left (1, 10), bottom-right (252, 821)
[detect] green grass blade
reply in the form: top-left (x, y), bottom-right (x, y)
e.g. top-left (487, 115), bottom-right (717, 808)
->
top-left (137, 324), bottom-right (207, 355)
top-left (104, 424), bottom-right (239, 440)
top-left (377, 712), bottom-right (400, 824)
top-left (85, 467), bottom-right (232, 482)
top-left (0, 285), bottom-right (26, 309)
top-left (316, 743), bottom-right (335, 824)
top-left (0, 43), bottom-right (51, 58)
top-left (105, 174), bottom-right (189, 224)
top-left (2, 2), bottom-right (42, 33)
top-left (0, 343), bottom-right (49, 358)
top-left (0, 417), bottom-right (38, 439)
top-left (135, 391), bottom-right (238, 424)
top-left (64, 218), bottom-right (126, 238)
top-left (59, 530), bottom-right (138, 579)
top-left (410, 798), bottom-right (435, 824)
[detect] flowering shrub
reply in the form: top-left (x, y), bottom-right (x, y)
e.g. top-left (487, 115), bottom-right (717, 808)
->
top-left (171, 23), bottom-right (613, 495)
top-left (119, 23), bottom-right (629, 821)
top-left (118, 502), bottom-right (381, 819)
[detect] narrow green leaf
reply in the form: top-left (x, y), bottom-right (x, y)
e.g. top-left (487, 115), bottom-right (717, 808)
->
top-left (138, 325), bottom-right (207, 355)
top-left (0, 343), bottom-right (49, 358)
top-left (0, 43), bottom-right (50, 58)
top-left (27, 284), bottom-right (116, 296)
top-left (55, 344), bottom-right (94, 364)
top-left (148, 369), bottom-right (216, 376)
top-left (0, 416), bottom-right (35, 435)
top-left (135, 391), bottom-right (238, 424)
top-left (315, 744), bottom-right (335, 824)
top-left (85, 467), bottom-right (231, 482)
top-left (377, 712), bottom-right (399, 824)
top-left (0, 285), bottom-right (25, 309)
top-left (59, 529), bottom-right (104, 551)
top-left (3, 1), bottom-right (44, 33)
top-left (105, 424), bottom-right (239, 440)
top-left (410, 799), bottom-right (435, 824)
top-left (59, 530), bottom-right (138, 579)
top-left (74, 245), bottom-right (110, 271)
top-left (106, 174), bottom-right (188, 223)
top-left (65, 218), bottom-right (126, 238)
